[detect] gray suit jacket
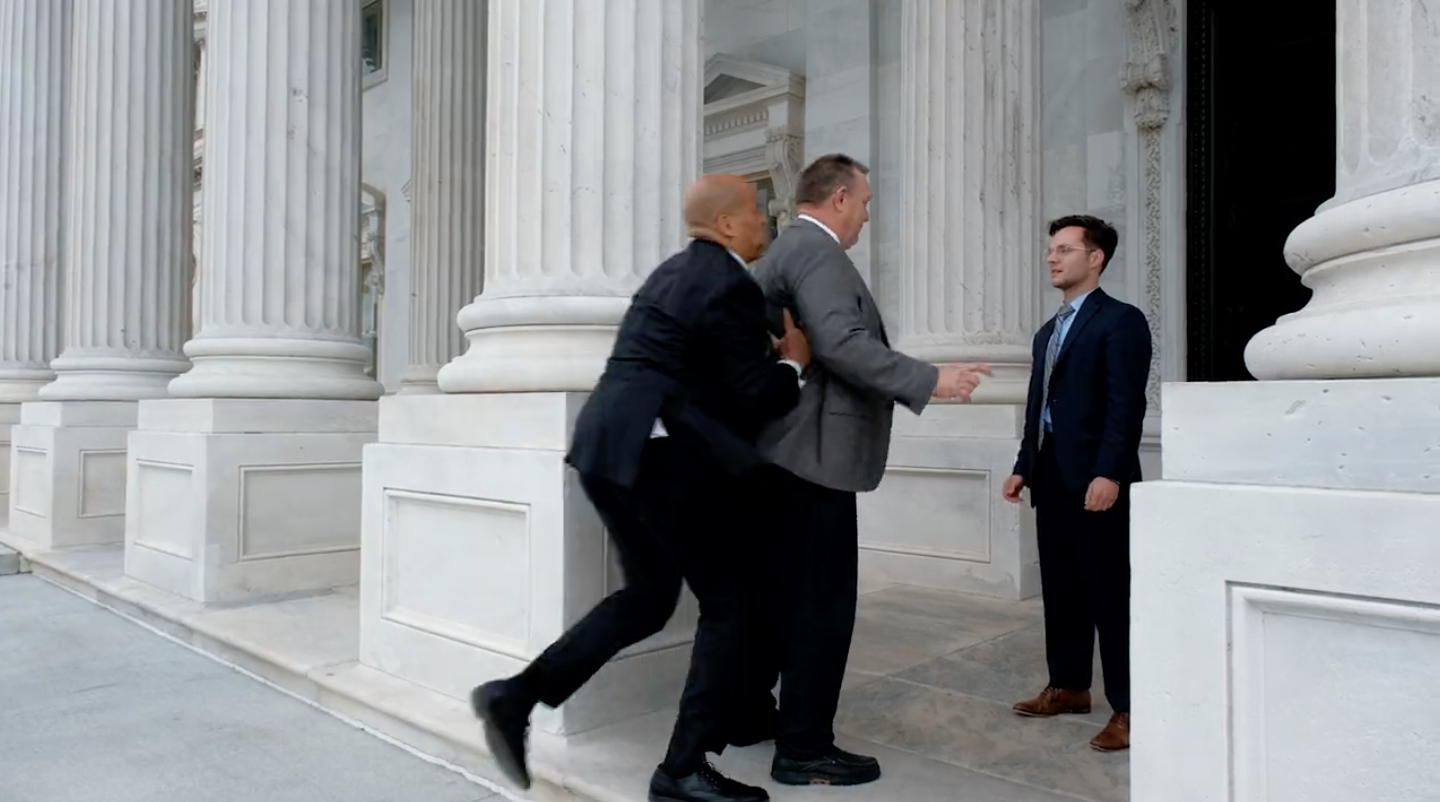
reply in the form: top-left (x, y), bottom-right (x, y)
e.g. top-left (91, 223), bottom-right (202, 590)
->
top-left (752, 219), bottom-right (938, 493)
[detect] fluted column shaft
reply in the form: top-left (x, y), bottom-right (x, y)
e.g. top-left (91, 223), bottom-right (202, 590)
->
top-left (399, 0), bottom-right (485, 394)
top-left (41, 0), bottom-right (193, 401)
top-left (896, 0), bottom-right (1041, 403)
top-left (0, 0), bottom-right (68, 402)
top-left (168, 0), bottom-right (382, 400)
top-left (1247, 0), bottom-right (1440, 380)
top-left (437, 0), bottom-right (701, 393)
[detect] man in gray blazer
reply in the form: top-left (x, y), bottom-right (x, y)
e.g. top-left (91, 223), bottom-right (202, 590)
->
top-left (738, 154), bottom-right (988, 787)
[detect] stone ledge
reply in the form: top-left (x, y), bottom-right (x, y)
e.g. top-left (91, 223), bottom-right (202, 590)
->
top-left (0, 544), bottom-right (24, 575)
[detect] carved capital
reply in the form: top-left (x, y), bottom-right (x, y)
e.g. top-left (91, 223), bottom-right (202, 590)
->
top-left (1121, 0), bottom-right (1176, 130)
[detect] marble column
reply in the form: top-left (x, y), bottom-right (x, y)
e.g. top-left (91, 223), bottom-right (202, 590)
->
top-left (398, 0), bottom-right (486, 394)
top-left (8, 0), bottom-right (193, 548)
top-left (125, 0), bottom-right (379, 604)
top-left (0, 0), bottom-right (68, 403)
top-left (896, 0), bottom-right (1041, 404)
top-left (42, 0), bottom-right (193, 401)
top-left (166, 0), bottom-right (382, 401)
top-left (436, 0), bottom-right (701, 393)
top-left (1245, 0), bottom-right (1440, 380)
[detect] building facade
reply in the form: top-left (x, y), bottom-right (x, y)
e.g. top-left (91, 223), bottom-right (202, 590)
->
top-left (2, 1), bottom-right (1436, 799)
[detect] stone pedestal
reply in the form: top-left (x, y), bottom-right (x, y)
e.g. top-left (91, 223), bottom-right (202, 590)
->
top-left (359, 394), bottom-right (696, 735)
top-left (8, 402), bottom-right (132, 547)
top-left (0, 0), bottom-right (68, 402)
top-left (858, 405), bottom-right (1039, 598)
top-left (1132, 381), bottom-right (1440, 801)
top-left (875, 0), bottom-right (1042, 597)
top-left (1133, 4), bottom-right (1440, 799)
top-left (360, 0), bottom-right (703, 732)
top-left (0, 403), bottom-right (21, 522)
top-left (125, 400), bottom-right (372, 604)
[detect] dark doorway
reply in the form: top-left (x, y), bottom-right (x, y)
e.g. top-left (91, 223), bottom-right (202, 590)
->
top-left (1185, 1), bottom-right (1335, 381)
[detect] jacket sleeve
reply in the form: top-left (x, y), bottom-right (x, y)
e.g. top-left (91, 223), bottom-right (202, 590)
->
top-left (1092, 306), bottom-right (1153, 483)
top-left (787, 248), bottom-right (939, 412)
top-left (704, 275), bottom-right (802, 424)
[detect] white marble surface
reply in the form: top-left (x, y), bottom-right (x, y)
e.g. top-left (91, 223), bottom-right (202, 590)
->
top-left (360, 393), bottom-right (696, 736)
top-left (1246, 0), bottom-right (1440, 380)
top-left (399, 0), bottom-right (484, 395)
top-left (8, 401), bottom-right (134, 548)
top-left (125, 399), bottom-right (374, 604)
top-left (171, 0), bottom-right (382, 400)
top-left (439, 0), bottom-right (702, 393)
top-left (0, 0), bottom-right (67, 402)
top-left (1132, 379), bottom-right (1440, 802)
top-left (42, 0), bottom-right (193, 402)
top-left (896, 0), bottom-right (1042, 404)
top-left (360, 0), bottom-right (414, 393)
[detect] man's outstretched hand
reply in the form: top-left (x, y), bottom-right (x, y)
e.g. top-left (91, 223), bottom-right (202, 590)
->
top-left (933, 363), bottom-right (992, 401)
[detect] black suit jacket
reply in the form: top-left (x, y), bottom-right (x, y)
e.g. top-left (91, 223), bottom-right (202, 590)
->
top-left (566, 238), bottom-right (803, 489)
top-left (1013, 287), bottom-right (1152, 503)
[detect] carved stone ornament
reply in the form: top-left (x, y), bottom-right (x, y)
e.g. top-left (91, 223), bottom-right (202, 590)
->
top-left (1120, 0), bottom-right (1177, 410)
top-left (765, 126), bottom-right (803, 230)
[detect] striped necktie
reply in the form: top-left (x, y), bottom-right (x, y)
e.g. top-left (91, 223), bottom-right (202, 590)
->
top-left (1039, 302), bottom-right (1075, 446)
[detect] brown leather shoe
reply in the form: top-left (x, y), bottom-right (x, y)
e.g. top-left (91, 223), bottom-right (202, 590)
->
top-left (1089, 712), bottom-right (1129, 751)
top-left (1012, 686), bottom-right (1092, 717)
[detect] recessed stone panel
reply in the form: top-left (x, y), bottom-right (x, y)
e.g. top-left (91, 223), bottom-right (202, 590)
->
top-left (381, 489), bottom-right (531, 655)
top-left (132, 459), bottom-right (195, 560)
top-left (859, 467), bottom-right (991, 563)
top-left (238, 464), bottom-right (362, 560)
top-left (77, 449), bottom-right (127, 519)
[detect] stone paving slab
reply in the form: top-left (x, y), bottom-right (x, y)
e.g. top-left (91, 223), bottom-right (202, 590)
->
top-left (0, 574), bottom-right (501, 802)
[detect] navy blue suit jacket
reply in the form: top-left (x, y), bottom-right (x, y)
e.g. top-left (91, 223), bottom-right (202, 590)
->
top-left (566, 239), bottom-right (802, 490)
top-left (1012, 287), bottom-right (1152, 503)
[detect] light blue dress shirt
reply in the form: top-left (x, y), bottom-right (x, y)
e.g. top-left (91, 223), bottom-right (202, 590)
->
top-left (1042, 287), bottom-right (1096, 432)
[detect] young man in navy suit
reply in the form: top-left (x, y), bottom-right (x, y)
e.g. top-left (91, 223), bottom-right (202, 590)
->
top-left (1002, 215), bottom-right (1151, 752)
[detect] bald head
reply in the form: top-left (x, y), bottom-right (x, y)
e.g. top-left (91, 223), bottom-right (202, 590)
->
top-left (684, 174), bottom-right (768, 262)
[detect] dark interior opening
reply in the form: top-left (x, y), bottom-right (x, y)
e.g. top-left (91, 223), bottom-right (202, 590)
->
top-left (1185, 0), bottom-right (1336, 381)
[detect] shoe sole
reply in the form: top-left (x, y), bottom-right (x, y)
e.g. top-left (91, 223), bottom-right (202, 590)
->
top-left (1090, 742), bottom-right (1129, 752)
top-left (650, 793), bottom-right (769, 802)
top-left (470, 687), bottom-right (532, 791)
top-left (1013, 707), bottom-right (1091, 718)
top-left (771, 766), bottom-right (882, 786)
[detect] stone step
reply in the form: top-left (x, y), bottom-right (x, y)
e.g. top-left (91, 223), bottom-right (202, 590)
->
top-left (0, 545), bottom-right (25, 576)
top-left (3, 533), bottom-right (1121, 802)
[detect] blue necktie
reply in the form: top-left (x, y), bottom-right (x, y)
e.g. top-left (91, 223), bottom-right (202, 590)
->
top-left (1039, 302), bottom-right (1075, 446)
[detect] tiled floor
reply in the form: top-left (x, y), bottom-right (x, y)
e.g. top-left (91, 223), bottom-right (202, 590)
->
top-left (835, 584), bottom-right (1128, 802)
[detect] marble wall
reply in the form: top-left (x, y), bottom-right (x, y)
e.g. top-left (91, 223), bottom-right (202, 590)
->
top-left (361, 0), bottom-right (414, 393)
top-left (1040, 0), bottom-right (1135, 308)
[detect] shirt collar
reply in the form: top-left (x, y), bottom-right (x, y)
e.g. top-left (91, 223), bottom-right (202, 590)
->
top-left (796, 213), bottom-right (840, 244)
top-left (1065, 287), bottom-right (1098, 315)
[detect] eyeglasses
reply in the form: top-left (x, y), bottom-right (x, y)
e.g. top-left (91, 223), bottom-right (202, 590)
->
top-left (1045, 245), bottom-right (1092, 258)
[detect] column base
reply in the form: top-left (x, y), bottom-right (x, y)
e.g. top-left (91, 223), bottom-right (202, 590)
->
top-left (8, 401), bottom-right (135, 548)
top-left (1132, 379), bottom-right (1440, 802)
top-left (438, 295), bottom-right (631, 393)
top-left (168, 337), bottom-right (384, 400)
top-left (40, 352), bottom-right (191, 401)
top-left (859, 403), bottom-right (1039, 599)
top-left (124, 398), bottom-right (376, 605)
top-left (359, 392), bottom-right (696, 736)
top-left (0, 402), bottom-right (22, 524)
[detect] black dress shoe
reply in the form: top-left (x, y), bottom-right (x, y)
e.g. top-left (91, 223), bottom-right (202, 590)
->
top-left (470, 680), bottom-right (534, 790)
top-left (771, 745), bottom-right (881, 786)
top-left (649, 762), bottom-right (769, 802)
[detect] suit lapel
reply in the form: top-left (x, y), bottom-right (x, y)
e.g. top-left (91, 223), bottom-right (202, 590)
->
top-left (1054, 288), bottom-right (1106, 367)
